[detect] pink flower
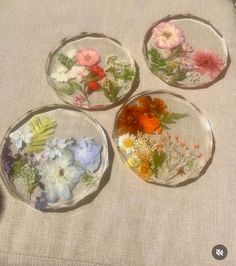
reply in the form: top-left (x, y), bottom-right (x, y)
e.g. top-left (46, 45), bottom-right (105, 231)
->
top-left (76, 49), bottom-right (100, 66)
top-left (74, 94), bottom-right (86, 107)
top-left (192, 50), bottom-right (224, 79)
top-left (152, 22), bottom-right (185, 49)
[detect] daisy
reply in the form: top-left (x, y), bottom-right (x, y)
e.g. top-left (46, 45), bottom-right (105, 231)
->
top-left (118, 134), bottom-right (135, 154)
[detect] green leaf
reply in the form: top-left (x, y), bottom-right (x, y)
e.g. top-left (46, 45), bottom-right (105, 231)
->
top-left (26, 116), bottom-right (57, 153)
top-left (58, 53), bottom-right (76, 70)
top-left (161, 112), bottom-right (189, 125)
top-left (58, 81), bottom-right (81, 95)
top-left (153, 151), bottom-right (166, 171)
top-left (100, 78), bottom-right (120, 102)
top-left (119, 67), bottom-right (135, 81)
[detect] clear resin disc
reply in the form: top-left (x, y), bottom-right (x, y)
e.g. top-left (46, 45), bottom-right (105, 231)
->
top-left (0, 105), bottom-right (109, 211)
top-left (46, 33), bottom-right (136, 110)
top-left (143, 14), bottom-right (230, 89)
top-left (113, 91), bottom-right (213, 186)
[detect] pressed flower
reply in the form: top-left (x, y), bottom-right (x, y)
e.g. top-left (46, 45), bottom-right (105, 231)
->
top-left (67, 65), bottom-right (89, 82)
top-left (76, 49), bottom-right (100, 66)
top-left (51, 65), bottom-right (69, 82)
top-left (139, 114), bottom-right (161, 134)
top-left (42, 138), bottom-right (73, 160)
top-left (87, 81), bottom-right (101, 93)
top-left (74, 94), bottom-right (86, 107)
top-left (152, 98), bottom-right (168, 114)
top-left (38, 150), bottom-right (84, 203)
top-left (117, 105), bottom-right (148, 135)
top-left (137, 162), bottom-right (153, 180)
top-left (118, 134), bottom-right (135, 154)
top-left (135, 153), bottom-right (153, 180)
top-left (152, 22), bottom-right (185, 49)
top-left (9, 125), bottom-right (33, 149)
top-left (138, 96), bottom-right (167, 114)
top-left (91, 64), bottom-right (106, 79)
top-left (138, 96), bottom-right (152, 107)
top-left (35, 192), bottom-right (48, 210)
top-left (72, 138), bottom-right (102, 172)
top-left (192, 49), bottom-right (224, 79)
top-left (127, 155), bottom-right (140, 168)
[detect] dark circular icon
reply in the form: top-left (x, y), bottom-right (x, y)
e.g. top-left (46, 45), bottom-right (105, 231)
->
top-left (212, 244), bottom-right (228, 260)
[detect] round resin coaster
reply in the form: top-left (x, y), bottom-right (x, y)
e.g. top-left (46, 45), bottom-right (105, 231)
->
top-left (0, 105), bottom-right (109, 211)
top-left (143, 14), bottom-right (229, 89)
top-left (46, 33), bottom-right (136, 110)
top-left (113, 91), bottom-right (213, 186)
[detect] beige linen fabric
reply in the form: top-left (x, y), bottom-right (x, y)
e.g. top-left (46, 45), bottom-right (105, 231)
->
top-left (0, 0), bottom-right (236, 265)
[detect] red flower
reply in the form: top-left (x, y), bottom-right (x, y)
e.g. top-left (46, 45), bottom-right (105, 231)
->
top-left (91, 64), bottom-right (106, 79)
top-left (87, 81), bottom-right (101, 93)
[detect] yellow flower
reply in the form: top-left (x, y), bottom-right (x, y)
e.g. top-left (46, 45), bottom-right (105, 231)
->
top-left (127, 155), bottom-right (139, 168)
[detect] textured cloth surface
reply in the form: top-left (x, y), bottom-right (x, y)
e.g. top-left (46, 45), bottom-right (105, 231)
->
top-left (0, 0), bottom-right (236, 265)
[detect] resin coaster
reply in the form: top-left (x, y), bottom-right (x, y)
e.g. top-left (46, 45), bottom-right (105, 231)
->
top-left (113, 91), bottom-right (213, 186)
top-left (46, 33), bottom-right (136, 110)
top-left (0, 105), bottom-right (109, 211)
top-left (143, 14), bottom-right (229, 89)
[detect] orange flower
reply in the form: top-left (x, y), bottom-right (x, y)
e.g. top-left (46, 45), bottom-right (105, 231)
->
top-left (117, 105), bottom-right (148, 135)
top-left (138, 96), bottom-right (152, 107)
top-left (152, 98), bottom-right (167, 114)
top-left (139, 114), bottom-right (161, 134)
top-left (117, 96), bottom-right (167, 135)
top-left (138, 96), bottom-right (167, 114)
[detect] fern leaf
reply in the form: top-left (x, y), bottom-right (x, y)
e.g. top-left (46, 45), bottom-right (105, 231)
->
top-left (58, 53), bottom-right (76, 70)
top-left (26, 116), bottom-right (57, 153)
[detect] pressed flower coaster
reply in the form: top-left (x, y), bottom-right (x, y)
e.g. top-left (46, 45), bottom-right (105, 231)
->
top-left (113, 91), bottom-right (214, 186)
top-left (46, 33), bottom-right (136, 110)
top-left (143, 14), bottom-right (230, 89)
top-left (0, 105), bottom-right (109, 211)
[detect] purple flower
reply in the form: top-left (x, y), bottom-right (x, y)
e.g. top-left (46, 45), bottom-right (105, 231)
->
top-left (1, 143), bottom-right (15, 174)
top-left (35, 192), bottom-right (48, 210)
top-left (72, 138), bottom-right (102, 172)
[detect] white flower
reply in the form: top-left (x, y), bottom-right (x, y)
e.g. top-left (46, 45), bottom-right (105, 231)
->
top-left (42, 138), bottom-right (74, 160)
top-left (9, 125), bottom-right (33, 149)
top-left (67, 65), bottom-right (89, 83)
top-left (118, 134), bottom-right (135, 154)
top-left (51, 65), bottom-right (69, 82)
top-left (52, 64), bottom-right (90, 83)
top-left (38, 151), bottom-right (84, 203)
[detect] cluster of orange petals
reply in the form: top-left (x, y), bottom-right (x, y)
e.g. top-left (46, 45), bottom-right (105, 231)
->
top-left (117, 96), bottom-right (168, 135)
